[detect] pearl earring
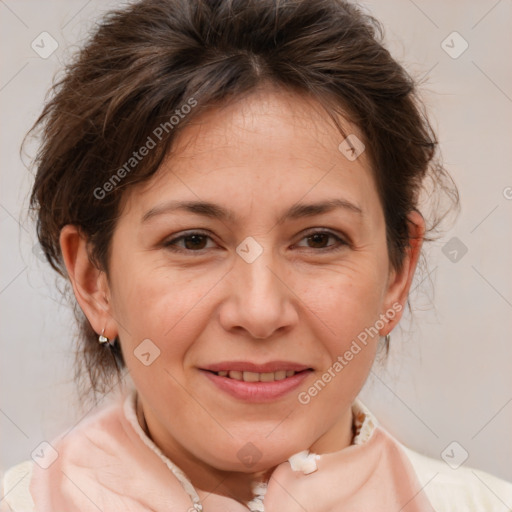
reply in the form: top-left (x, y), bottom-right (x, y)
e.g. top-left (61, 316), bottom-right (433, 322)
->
top-left (98, 328), bottom-right (110, 345)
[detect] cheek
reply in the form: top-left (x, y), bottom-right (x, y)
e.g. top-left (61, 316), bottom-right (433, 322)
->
top-left (297, 257), bottom-right (388, 344)
top-left (109, 257), bottom-right (216, 363)
top-left (296, 268), bottom-right (384, 413)
top-left (308, 284), bottom-right (381, 384)
top-left (108, 266), bottom-right (213, 448)
top-left (292, 257), bottom-right (387, 402)
top-left (109, 264), bottom-right (219, 414)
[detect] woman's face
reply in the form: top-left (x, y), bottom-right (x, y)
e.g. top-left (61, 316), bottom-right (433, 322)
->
top-left (91, 88), bottom-right (420, 472)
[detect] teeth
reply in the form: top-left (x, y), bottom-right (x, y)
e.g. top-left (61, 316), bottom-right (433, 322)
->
top-left (217, 370), bottom-right (299, 381)
top-left (243, 371), bottom-right (260, 382)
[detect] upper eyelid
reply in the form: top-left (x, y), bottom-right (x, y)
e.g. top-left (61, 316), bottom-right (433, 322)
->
top-left (293, 230), bottom-right (348, 248)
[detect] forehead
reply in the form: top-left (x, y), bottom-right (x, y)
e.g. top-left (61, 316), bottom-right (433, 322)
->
top-left (120, 87), bottom-right (382, 226)
top-left (170, 87), bottom-right (368, 171)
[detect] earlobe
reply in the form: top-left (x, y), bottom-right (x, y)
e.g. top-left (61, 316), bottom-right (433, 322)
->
top-left (59, 225), bottom-right (117, 339)
top-left (381, 210), bottom-right (426, 335)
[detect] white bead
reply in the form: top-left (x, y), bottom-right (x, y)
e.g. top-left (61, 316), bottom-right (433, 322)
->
top-left (288, 450), bottom-right (320, 474)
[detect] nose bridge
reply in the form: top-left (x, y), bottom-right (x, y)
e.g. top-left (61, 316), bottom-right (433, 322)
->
top-left (222, 243), bottom-right (296, 338)
top-left (235, 239), bottom-right (283, 306)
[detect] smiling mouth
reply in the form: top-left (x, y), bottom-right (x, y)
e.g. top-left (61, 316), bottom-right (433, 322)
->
top-left (206, 369), bottom-right (310, 382)
top-left (200, 363), bottom-right (313, 402)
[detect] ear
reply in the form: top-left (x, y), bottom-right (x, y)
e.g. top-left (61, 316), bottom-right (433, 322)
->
top-left (380, 210), bottom-right (425, 335)
top-left (59, 224), bottom-right (117, 340)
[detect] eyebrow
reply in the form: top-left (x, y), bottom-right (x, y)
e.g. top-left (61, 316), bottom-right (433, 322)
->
top-left (141, 198), bottom-right (363, 224)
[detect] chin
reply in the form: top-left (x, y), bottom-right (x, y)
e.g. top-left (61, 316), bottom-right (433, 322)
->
top-left (210, 443), bottom-right (304, 474)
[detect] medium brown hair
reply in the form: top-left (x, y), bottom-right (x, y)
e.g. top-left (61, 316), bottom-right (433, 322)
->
top-left (27, 0), bottom-right (459, 398)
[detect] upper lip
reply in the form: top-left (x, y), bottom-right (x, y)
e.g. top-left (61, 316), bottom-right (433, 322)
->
top-left (201, 361), bottom-right (312, 373)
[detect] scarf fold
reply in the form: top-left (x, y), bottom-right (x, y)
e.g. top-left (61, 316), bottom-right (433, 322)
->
top-left (29, 392), bottom-right (435, 511)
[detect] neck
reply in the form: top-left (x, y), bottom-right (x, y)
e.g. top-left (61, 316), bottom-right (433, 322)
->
top-left (135, 393), bottom-right (354, 506)
top-left (135, 394), bottom-right (267, 504)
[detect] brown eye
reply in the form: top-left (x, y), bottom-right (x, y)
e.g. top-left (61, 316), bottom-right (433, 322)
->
top-left (307, 233), bottom-right (331, 248)
top-left (164, 232), bottom-right (216, 252)
top-left (296, 230), bottom-right (347, 251)
top-left (182, 234), bottom-right (208, 250)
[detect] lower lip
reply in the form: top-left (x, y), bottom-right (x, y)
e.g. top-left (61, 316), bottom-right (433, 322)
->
top-left (201, 370), bottom-right (312, 403)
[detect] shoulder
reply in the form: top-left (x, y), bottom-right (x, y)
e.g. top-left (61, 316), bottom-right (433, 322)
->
top-left (1, 460), bottom-right (35, 512)
top-left (400, 443), bottom-right (512, 512)
top-left (354, 400), bottom-right (512, 512)
top-left (0, 393), bottom-right (129, 512)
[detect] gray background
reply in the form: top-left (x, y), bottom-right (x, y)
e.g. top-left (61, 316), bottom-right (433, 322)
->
top-left (1, 0), bottom-right (511, 488)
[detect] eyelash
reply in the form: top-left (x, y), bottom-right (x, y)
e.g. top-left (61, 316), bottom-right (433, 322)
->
top-left (162, 229), bottom-right (349, 255)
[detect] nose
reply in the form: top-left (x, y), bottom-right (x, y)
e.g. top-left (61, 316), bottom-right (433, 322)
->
top-left (218, 250), bottom-right (299, 340)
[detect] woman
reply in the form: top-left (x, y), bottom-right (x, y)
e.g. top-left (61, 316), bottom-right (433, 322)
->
top-left (2, 0), bottom-right (511, 510)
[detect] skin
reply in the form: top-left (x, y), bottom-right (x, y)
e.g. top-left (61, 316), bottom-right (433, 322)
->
top-left (60, 86), bottom-right (424, 506)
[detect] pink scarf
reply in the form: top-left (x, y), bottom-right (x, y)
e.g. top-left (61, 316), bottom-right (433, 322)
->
top-left (29, 391), bottom-right (435, 511)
